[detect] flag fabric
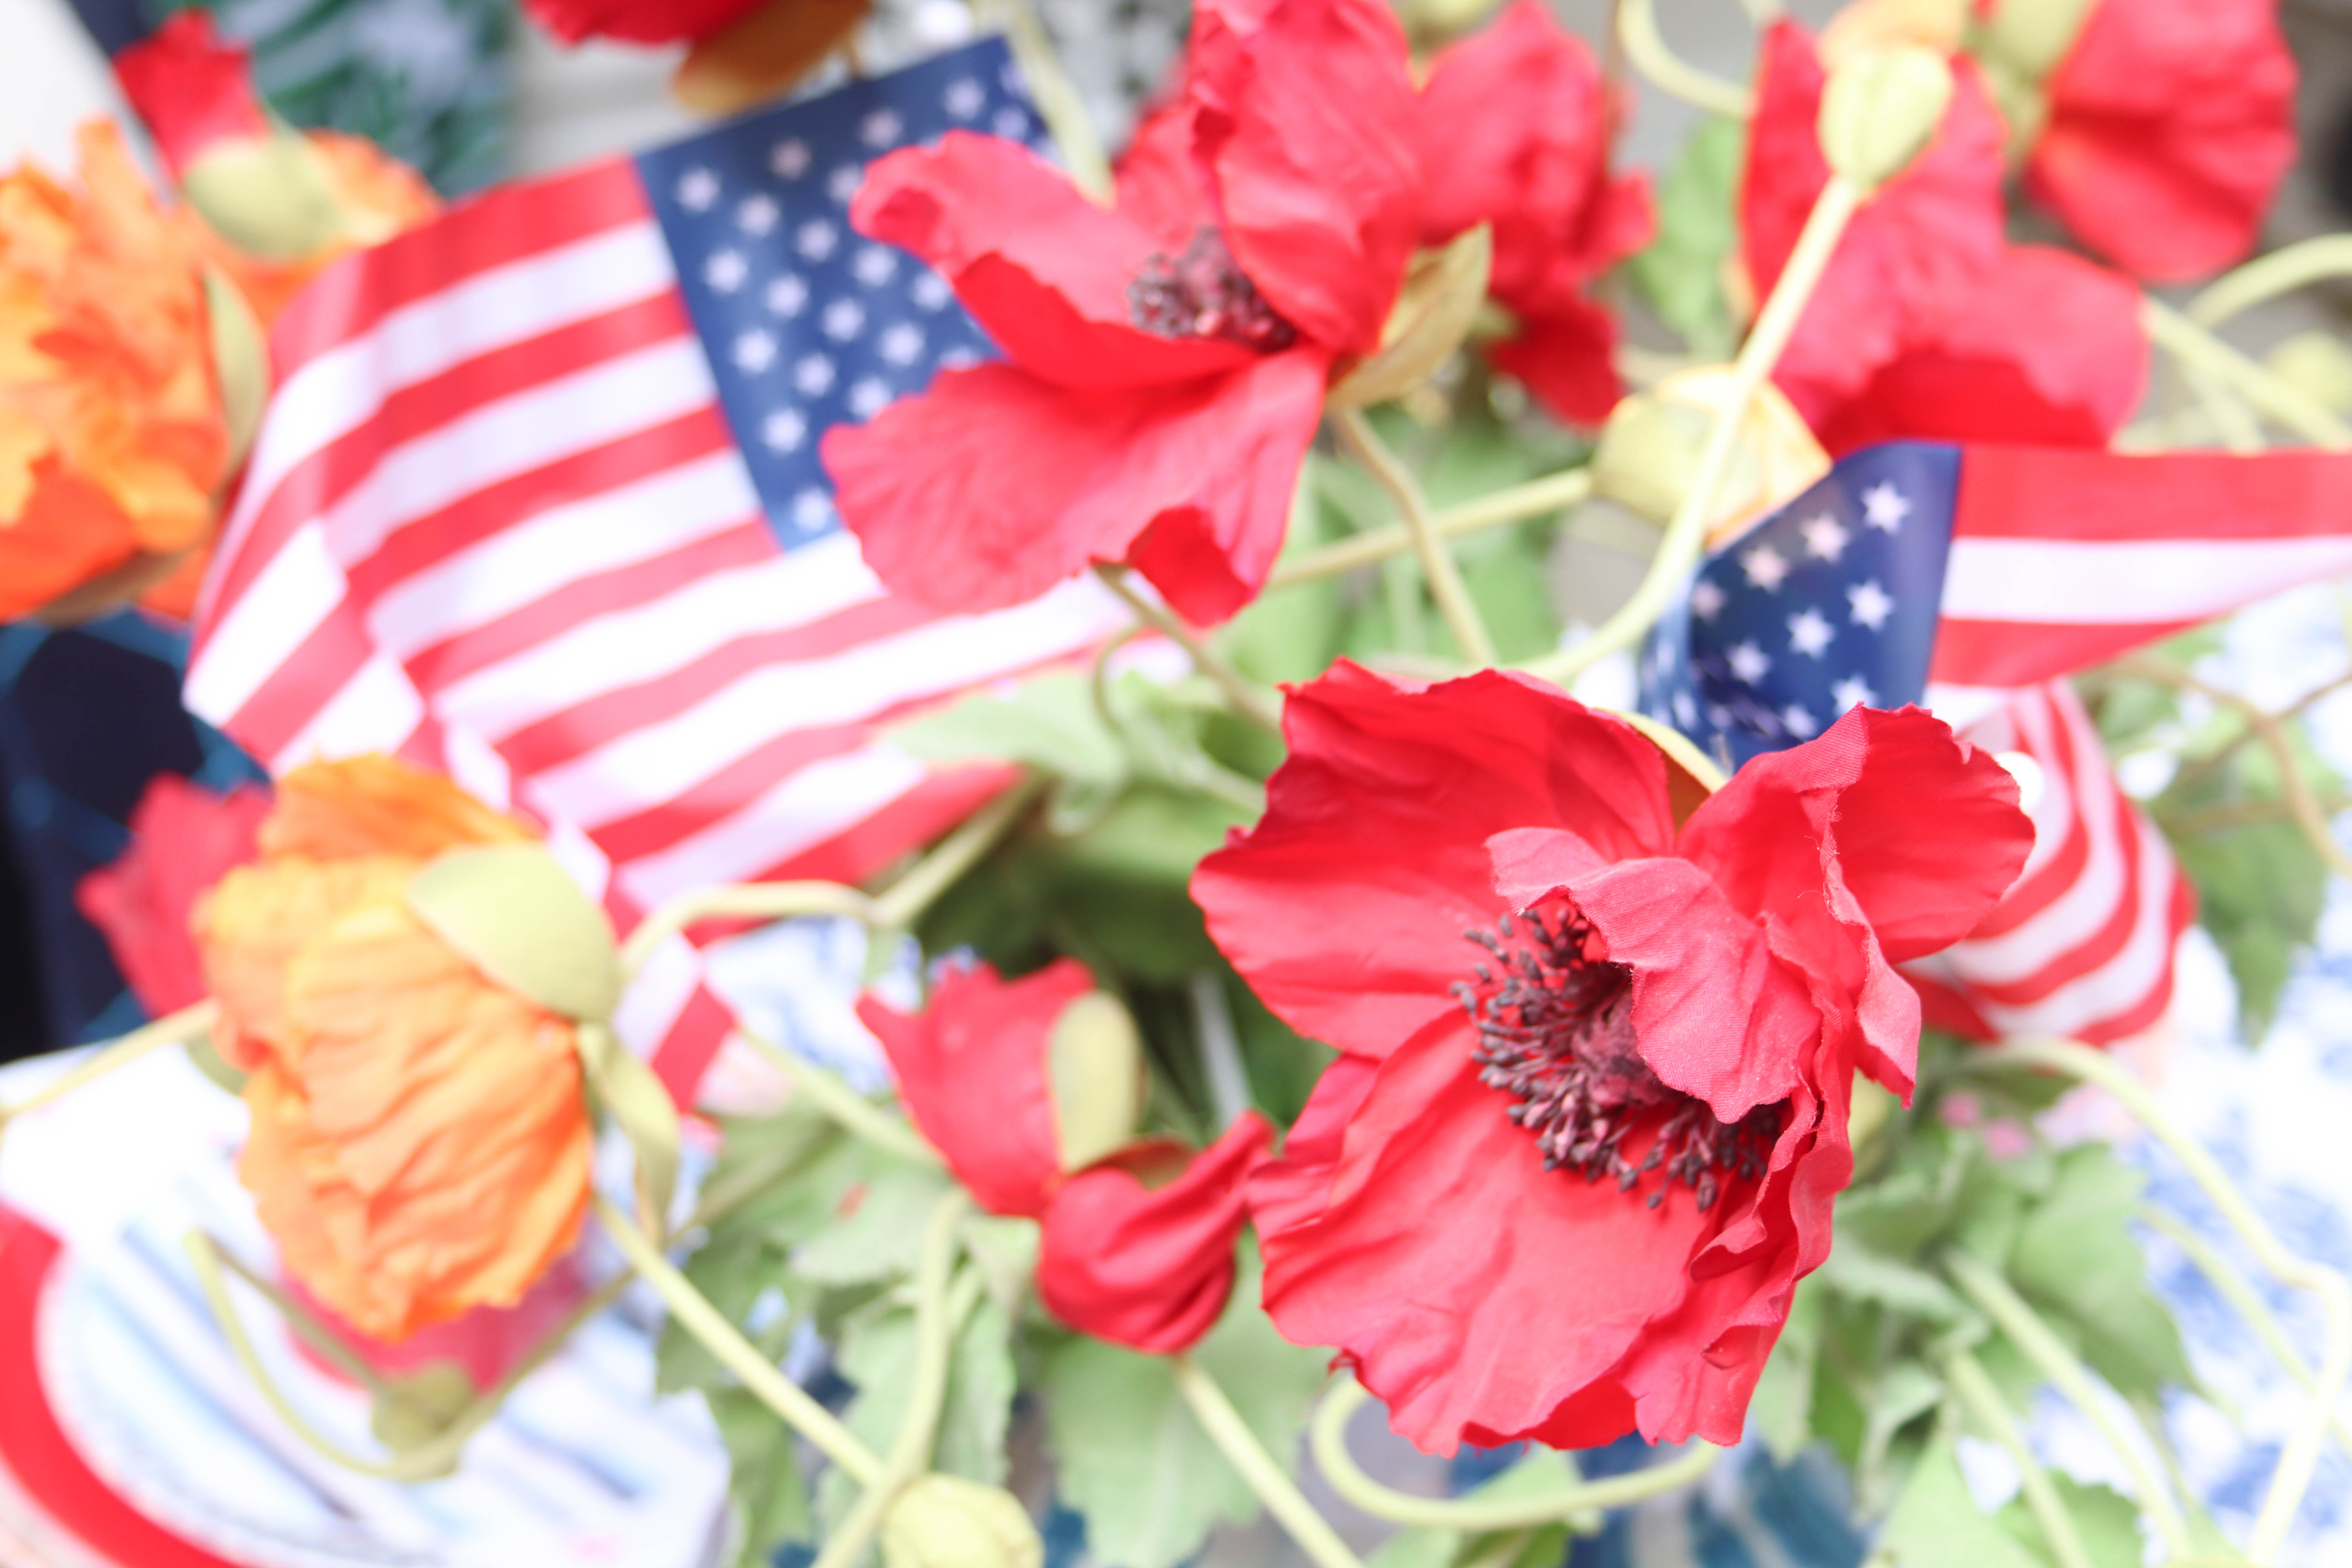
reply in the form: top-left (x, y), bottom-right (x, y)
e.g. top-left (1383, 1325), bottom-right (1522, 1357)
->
top-left (183, 39), bottom-right (1132, 1099)
top-left (1640, 440), bottom-right (2352, 1044)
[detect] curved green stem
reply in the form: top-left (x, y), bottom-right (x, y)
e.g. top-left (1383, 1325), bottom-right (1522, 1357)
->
top-left (1309, 1379), bottom-right (1721, 1529)
top-left (1332, 408), bottom-right (1498, 668)
top-left (1526, 175), bottom-right (1863, 689)
top-left (2190, 236), bottom-right (2352, 330)
top-left (739, 1029), bottom-right (940, 1166)
top-left (1270, 470), bottom-right (1594, 588)
top-left (2141, 299), bottom-right (2352, 451)
top-left (869, 775), bottom-right (1043, 931)
top-left (1174, 1359), bottom-right (1365, 1568)
top-left (0, 1001), bottom-right (220, 1131)
top-left (1944, 1346), bottom-right (2096, 1568)
top-left (1619, 0), bottom-right (1755, 117)
top-left (1093, 564), bottom-right (1283, 734)
top-left (1959, 1038), bottom-right (2352, 1564)
top-left (595, 1194), bottom-right (885, 1486)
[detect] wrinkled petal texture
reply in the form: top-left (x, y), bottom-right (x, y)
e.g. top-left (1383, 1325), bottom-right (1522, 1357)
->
top-left (262, 754), bottom-right (534, 862)
top-left (1193, 662), bottom-right (1675, 1056)
top-left (112, 12), bottom-right (270, 180)
top-left (1038, 1112), bottom-right (1271, 1352)
top-left (1805, 246), bottom-right (2149, 455)
top-left (1186, 0), bottom-right (1421, 355)
top-left (2033, 0), bottom-right (2296, 282)
top-left (825, 350), bottom-right (1325, 624)
top-left (76, 773), bottom-right (270, 1018)
top-left (858, 960), bottom-right (1079, 1218)
top-left (1742, 22), bottom-right (2007, 423)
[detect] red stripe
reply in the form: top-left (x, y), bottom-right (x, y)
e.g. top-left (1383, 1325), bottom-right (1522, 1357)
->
top-left (1930, 617), bottom-right (2190, 690)
top-left (221, 603), bottom-right (382, 764)
top-left (650, 986), bottom-right (742, 1107)
top-left (757, 765), bottom-right (1016, 887)
top-left (494, 596), bottom-right (937, 777)
top-left (1963, 797), bottom-right (2147, 1007)
top-left (0, 1208), bottom-right (249, 1568)
top-left (577, 718), bottom-right (895, 866)
top-left (1965, 693), bottom-right (2089, 940)
top-left (266, 161), bottom-right (652, 374)
top-left (1954, 445), bottom-right (2352, 543)
top-left (2068, 874), bottom-right (2197, 1046)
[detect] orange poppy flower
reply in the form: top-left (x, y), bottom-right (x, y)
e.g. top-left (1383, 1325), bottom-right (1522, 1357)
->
top-left (194, 756), bottom-right (595, 1343)
top-left (0, 121), bottom-right (229, 621)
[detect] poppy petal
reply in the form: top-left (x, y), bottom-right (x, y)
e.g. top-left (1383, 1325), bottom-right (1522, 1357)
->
top-left (262, 754), bottom-right (533, 862)
top-left (1486, 299), bottom-right (1624, 427)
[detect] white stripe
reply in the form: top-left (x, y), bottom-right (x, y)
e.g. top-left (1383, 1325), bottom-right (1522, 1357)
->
top-left (208, 222), bottom-right (673, 596)
top-left (268, 652), bottom-right (425, 772)
top-left (612, 935), bottom-right (703, 1064)
top-left (366, 451), bottom-right (762, 660)
top-left (436, 533), bottom-right (883, 742)
top-left (1990, 690), bottom-right (2076, 890)
top-left (1942, 536), bottom-right (2352, 626)
top-left (183, 525), bottom-right (345, 726)
top-left (613, 745), bottom-right (930, 909)
top-left (1924, 682), bottom-right (2012, 735)
top-left (1974, 823), bottom-right (2180, 1037)
top-left (523, 579), bottom-right (1125, 830)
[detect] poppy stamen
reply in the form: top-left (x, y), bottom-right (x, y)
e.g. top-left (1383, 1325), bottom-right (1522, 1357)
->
top-left (1128, 226), bottom-right (1298, 352)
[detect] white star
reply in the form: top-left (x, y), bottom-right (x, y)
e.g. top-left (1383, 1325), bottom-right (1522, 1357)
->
top-left (1708, 703), bottom-right (1734, 729)
top-left (822, 299), bottom-right (867, 341)
top-left (944, 78), bottom-right (985, 119)
top-left (1690, 579), bottom-right (1727, 621)
top-left (1788, 609), bottom-right (1835, 657)
top-left (762, 409), bottom-right (807, 452)
top-left (770, 139), bottom-right (812, 179)
top-left (1847, 579), bottom-right (1895, 632)
top-left (766, 274), bottom-right (809, 317)
top-left (848, 378), bottom-right (893, 419)
top-left (1800, 514), bottom-right (1850, 561)
top-left (853, 245), bottom-right (899, 286)
top-left (793, 488), bottom-right (835, 530)
top-left (794, 355), bottom-right (837, 396)
top-left (732, 330), bottom-right (777, 373)
top-left (827, 165), bottom-right (864, 205)
top-left (1673, 690), bottom-right (1698, 728)
top-left (736, 194), bottom-right (780, 235)
top-left (1862, 483), bottom-right (1911, 532)
top-left (704, 249), bottom-right (749, 292)
top-left (860, 108), bottom-right (906, 148)
top-left (879, 322), bottom-right (925, 365)
top-left (1780, 703), bottom-right (1819, 739)
top-left (1742, 544), bottom-right (1790, 592)
top-left (675, 167), bottom-right (719, 211)
top-left (1727, 641), bottom-right (1771, 685)
top-left (797, 220), bottom-right (840, 261)
top-left (992, 106), bottom-right (1031, 140)
top-left (1831, 675), bottom-right (1878, 712)
top-left (911, 271), bottom-right (952, 310)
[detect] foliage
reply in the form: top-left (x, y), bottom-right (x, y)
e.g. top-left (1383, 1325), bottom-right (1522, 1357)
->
top-left (1628, 116), bottom-right (1747, 359)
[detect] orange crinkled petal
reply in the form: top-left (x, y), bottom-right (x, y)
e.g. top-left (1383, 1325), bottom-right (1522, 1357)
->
top-left (192, 854), bottom-right (417, 1071)
top-left (263, 754), bottom-right (536, 862)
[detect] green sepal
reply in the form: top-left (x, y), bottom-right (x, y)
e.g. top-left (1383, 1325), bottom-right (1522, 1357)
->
top-left (576, 1021), bottom-right (682, 1235)
top-left (367, 1359), bottom-right (475, 1472)
top-left (406, 844), bottom-right (622, 1023)
top-left (201, 266), bottom-right (270, 474)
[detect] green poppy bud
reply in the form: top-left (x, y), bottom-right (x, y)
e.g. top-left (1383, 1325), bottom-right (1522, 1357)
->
top-left (1047, 989), bottom-right (1145, 1173)
top-left (1817, 45), bottom-right (1955, 192)
top-left (180, 132), bottom-right (348, 260)
top-left (879, 1475), bottom-right (1043, 1568)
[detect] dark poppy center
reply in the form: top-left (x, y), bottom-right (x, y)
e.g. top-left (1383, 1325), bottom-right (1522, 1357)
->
top-left (1455, 902), bottom-right (1782, 1212)
top-left (1127, 226), bottom-right (1298, 352)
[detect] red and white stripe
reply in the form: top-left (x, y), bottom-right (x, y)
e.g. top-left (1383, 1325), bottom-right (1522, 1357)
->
top-left (185, 162), bottom-right (1128, 1098)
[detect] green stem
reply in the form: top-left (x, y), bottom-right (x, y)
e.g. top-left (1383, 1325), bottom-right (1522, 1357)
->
top-left (738, 1029), bottom-right (941, 1167)
top-left (594, 1194), bottom-right (885, 1486)
top-left (1174, 1358), bottom-right (1366, 1568)
top-left (1943, 1251), bottom-right (2194, 1557)
top-left (1269, 470), bottom-right (1594, 587)
top-left (1093, 564), bottom-right (1284, 734)
top-left (1332, 408), bottom-right (1499, 668)
top-left (0, 1000), bottom-right (219, 1131)
top-left (1960, 1038), bottom-right (2352, 1565)
top-left (1944, 1347), bottom-right (2097, 1568)
top-left (1308, 1379), bottom-right (1721, 1528)
top-left (2190, 236), bottom-right (2352, 329)
top-left (2141, 299), bottom-right (2352, 451)
top-left (1619, 0), bottom-right (1755, 116)
top-left (1524, 174), bottom-right (1865, 688)
top-left (972, 0), bottom-right (1110, 202)
top-left (867, 775), bottom-right (1043, 931)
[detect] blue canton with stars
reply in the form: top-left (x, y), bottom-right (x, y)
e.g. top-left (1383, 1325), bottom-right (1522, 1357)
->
top-left (638, 39), bottom-right (1050, 551)
top-left (1638, 442), bottom-right (1961, 769)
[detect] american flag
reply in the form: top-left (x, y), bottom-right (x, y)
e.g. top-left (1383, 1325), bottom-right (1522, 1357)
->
top-left (1641, 441), bottom-right (2352, 1045)
top-left (182, 40), bottom-right (1131, 1099)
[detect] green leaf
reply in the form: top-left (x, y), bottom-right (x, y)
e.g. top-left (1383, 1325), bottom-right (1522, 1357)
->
top-left (1819, 1243), bottom-right (1974, 1323)
top-left (2171, 818), bottom-right (2326, 1041)
top-left (1043, 1249), bottom-right (1329, 1568)
top-left (793, 1165), bottom-right (957, 1285)
top-left (1751, 1277), bottom-right (1823, 1464)
top-left (707, 1384), bottom-right (815, 1564)
top-left (1996, 1475), bottom-right (2145, 1568)
top-left (1627, 116), bottom-right (1746, 359)
top-left (1459, 524), bottom-right (1561, 663)
top-left (1880, 1434), bottom-right (2048, 1568)
top-left (836, 1292), bottom-right (1018, 1485)
top-left (2007, 1145), bottom-right (2190, 1402)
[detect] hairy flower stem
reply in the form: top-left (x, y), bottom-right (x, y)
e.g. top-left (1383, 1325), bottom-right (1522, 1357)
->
top-left (1334, 407), bottom-right (1500, 668)
top-left (1957, 1038), bottom-right (2352, 1565)
top-left (740, 1027), bottom-right (941, 1165)
top-left (0, 1000), bottom-right (218, 1134)
top-left (1308, 1378), bottom-right (1721, 1528)
top-left (1270, 468), bottom-right (1595, 587)
top-left (1618, 0), bottom-right (1755, 116)
top-left (595, 1194), bottom-right (887, 1486)
top-left (1093, 563), bottom-right (1285, 733)
top-left (2191, 235), bottom-right (2352, 330)
top-left (1943, 1347), bottom-right (2097, 1568)
top-left (1173, 1357), bottom-right (1367, 1568)
top-left (2141, 299), bottom-right (2352, 451)
top-left (1525, 174), bottom-right (1865, 689)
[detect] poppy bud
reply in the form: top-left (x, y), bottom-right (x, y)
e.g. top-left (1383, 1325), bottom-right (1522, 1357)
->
top-left (1589, 367), bottom-right (1827, 541)
top-left (878, 1475), bottom-right (1043, 1568)
top-left (1817, 45), bottom-right (1955, 192)
top-left (1971, 0), bottom-right (2096, 83)
top-left (404, 845), bottom-right (624, 1025)
top-left (1046, 990), bottom-right (1145, 1173)
top-left (181, 133), bottom-right (351, 260)
top-left (1327, 225), bottom-right (1493, 410)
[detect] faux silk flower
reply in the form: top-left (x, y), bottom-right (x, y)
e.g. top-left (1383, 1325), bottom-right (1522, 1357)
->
top-left (524, 0), bottom-right (768, 44)
top-left (822, 0), bottom-right (1421, 626)
top-left (77, 773), bottom-right (271, 1018)
top-left (858, 960), bottom-right (1272, 1352)
top-left (2017, 0), bottom-right (2296, 283)
top-left (1742, 20), bottom-right (2007, 432)
top-left (1192, 664), bottom-right (2031, 1450)
top-left (194, 756), bottom-right (594, 1343)
top-left (1416, 1), bottom-right (1654, 426)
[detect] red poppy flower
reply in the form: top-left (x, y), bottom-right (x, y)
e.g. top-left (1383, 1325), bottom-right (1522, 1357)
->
top-left (822, 0), bottom-right (1420, 626)
top-left (1191, 664), bottom-right (2030, 1450)
top-left (76, 773), bottom-right (271, 1017)
top-left (858, 960), bottom-right (1272, 1352)
top-left (1416, 1), bottom-right (1653, 426)
top-left (1742, 21), bottom-right (2006, 431)
top-left (523, 0), bottom-right (766, 45)
top-left (1802, 243), bottom-right (2149, 455)
top-left (112, 13), bottom-right (272, 181)
top-left (2024, 0), bottom-right (2296, 283)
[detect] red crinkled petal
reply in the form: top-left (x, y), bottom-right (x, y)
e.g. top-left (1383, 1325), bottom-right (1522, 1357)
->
top-left (1807, 246), bottom-right (2149, 455)
top-left (822, 349), bottom-right (1323, 620)
top-left (1193, 664), bottom-right (1676, 1057)
top-left (1115, 102), bottom-right (1219, 251)
top-left (113, 12), bottom-right (272, 181)
top-left (1247, 1052), bottom-right (1378, 1240)
top-left (1741, 22), bottom-right (2007, 423)
top-left (1186, 0), bottom-right (1421, 356)
top-left (1037, 1113), bottom-right (1272, 1354)
top-left (852, 133), bottom-right (1254, 389)
top-left (2031, 0), bottom-right (2296, 283)
top-left (1486, 298), bottom-right (1624, 427)
top-left (75, 774), bottom-right (271, 1017)
top-left (856, 960), bottom-right (1080, 1218)
top-left (523, 0), bottom-right (762, 45)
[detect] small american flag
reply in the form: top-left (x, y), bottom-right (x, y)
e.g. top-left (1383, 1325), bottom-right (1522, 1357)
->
top-left (183, 40), bottom-right (1131, 1098)
top-left (1641, 440), bottom-right (2352, 1045)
